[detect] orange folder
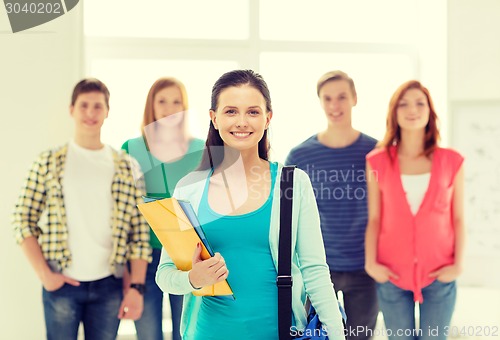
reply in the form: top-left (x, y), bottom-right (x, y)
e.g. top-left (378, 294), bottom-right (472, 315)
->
top-left (137, 197), bottom-right (234, 298)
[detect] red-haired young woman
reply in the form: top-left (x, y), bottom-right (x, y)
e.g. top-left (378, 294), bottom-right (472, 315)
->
top-left (365, 80), bottom-right (465, 340)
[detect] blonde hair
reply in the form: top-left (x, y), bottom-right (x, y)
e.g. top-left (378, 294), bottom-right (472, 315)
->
top-left (316, 70), bottom-right (357, 98)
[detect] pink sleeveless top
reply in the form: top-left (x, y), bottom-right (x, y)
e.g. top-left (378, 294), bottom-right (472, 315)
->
top-left (366, 146), bottom-right (464, 302)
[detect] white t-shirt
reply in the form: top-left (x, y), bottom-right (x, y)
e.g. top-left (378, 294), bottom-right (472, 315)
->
top-left (62, 140), bottom-right (115, 281)
top-left (401, 173), bottom-right (431, 215)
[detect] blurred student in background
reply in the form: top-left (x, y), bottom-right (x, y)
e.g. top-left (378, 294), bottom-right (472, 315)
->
top-left (13, 78), bottom-right (150, 340)
top-left (286, 70), bottom-right (378, 339)
top-left (122, 77), bottom-right (204, 340)
top-left (365, 80), bottom-right (465, 340)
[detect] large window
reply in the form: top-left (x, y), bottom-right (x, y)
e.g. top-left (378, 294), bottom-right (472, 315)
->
top-left (260, 0), bottom-right (419, 43)
top-left (84, 0), bottom-right (249, 39)
top-left (84, 0), bottom-right (446, 162)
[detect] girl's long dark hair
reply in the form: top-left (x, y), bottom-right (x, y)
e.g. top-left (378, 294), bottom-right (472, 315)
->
top-left (199, 70), bottom-right (273, 170)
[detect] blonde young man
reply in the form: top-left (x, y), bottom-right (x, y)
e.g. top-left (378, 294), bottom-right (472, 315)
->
top-left (286, 71), bottom-right (378, 340)
top-left (13, 78), bottom-right (150, 340)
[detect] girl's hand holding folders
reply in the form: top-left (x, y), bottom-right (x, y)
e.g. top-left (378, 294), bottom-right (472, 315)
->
top-left (188, 242), bottom-right (229, 289)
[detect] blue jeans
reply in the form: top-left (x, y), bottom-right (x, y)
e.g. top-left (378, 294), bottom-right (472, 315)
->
top-left (134, 248), bottom-right (183, 340)
top-left (42, 275), bottom-right (122, 340)
top-left (377, 280), bottom-right (457, 340)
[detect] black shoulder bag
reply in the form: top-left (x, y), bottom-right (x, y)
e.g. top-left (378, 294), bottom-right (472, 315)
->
top-left (277, 166), bottom-right (331, 340)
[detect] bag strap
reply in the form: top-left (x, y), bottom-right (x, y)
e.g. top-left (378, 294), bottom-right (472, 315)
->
top-left (277, 166), bottom-right (295, 340)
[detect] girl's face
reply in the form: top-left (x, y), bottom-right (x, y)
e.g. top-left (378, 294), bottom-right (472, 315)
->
top-left (210, 85), bottom-right (272, 153)
top-left (318, 79), bottom-right (357, 127)
top-left (396, 88), bottom-right (430, 131)
top-left (153, 86), bottom-right (184, 126)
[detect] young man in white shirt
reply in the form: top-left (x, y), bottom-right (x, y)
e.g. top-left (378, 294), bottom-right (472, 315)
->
top-left (13, 78), bottom-right (151, 340)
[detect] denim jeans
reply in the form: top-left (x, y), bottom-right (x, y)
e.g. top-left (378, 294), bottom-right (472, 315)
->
top-left (42, 275), bottom-right (122, 340)
top-left (134, 248), bottom-right (183, 340)
top-left (377, 280), bottom-right (457, 340)
top-left (331, 270), bottom-right (379, 340)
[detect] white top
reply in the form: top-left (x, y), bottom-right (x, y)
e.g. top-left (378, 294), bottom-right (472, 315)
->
top-left (401, 173), bottom-right (431, 215)
top-left (62, 140), bottom-right (115, 281)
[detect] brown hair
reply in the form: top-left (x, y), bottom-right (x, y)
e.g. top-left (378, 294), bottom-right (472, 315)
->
top-left (316, 70), bottom-right (357, 98)
top-left (71, 78), bottom-right (110, 109)
top-left (379, 80), bottom-right (440, 158)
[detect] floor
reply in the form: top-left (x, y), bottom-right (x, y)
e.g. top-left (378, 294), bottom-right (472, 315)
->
top-left (372, 287), bottom-right (500, 340)
top-left (113, 287), bottom-right (500, 340)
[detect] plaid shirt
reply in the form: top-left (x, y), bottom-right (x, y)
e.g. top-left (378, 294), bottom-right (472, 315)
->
top-left (12, 144), bottom-right (151, 276)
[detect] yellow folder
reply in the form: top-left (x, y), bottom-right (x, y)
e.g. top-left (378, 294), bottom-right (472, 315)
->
top-left (137, 197), bottom-right (234, 298)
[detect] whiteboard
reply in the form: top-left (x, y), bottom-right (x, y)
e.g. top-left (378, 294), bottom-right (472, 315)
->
top-left (452, 102), bottom-right (500, 259)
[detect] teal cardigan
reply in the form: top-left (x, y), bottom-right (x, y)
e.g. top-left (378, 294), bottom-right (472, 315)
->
top-left (156, 163), bottom-right (346, 340)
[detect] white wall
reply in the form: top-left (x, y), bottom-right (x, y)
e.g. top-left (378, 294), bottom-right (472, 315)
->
top-left (448, 0), bottom-right (500, 289)
top-left (449, 0), bottom-right (500, 101)
top-left (0, 6), bottom-right (83, 339)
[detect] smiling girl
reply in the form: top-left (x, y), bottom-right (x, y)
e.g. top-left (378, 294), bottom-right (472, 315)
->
top-left (156, 70), bottom-right (346, 340)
